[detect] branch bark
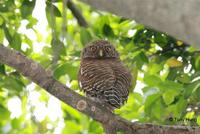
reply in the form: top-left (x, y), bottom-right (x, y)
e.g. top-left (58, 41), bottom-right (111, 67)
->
top-left (80, 0), bottom-right (200, 50)
top-left (0, 45), bottom-right (199, 134)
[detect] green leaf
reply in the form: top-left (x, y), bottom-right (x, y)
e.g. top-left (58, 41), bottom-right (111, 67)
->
top-left (62, 105), bottom-right (82, 120)
top-left (162, 90), bottom-right (179, 105)
top-left (42, 46), bottom-right (52, 55)
top-left (130, 92), bottom-right (143, 106)
top-left (194, 54), bottom-right (200, 70)
top-left (166, 57), bottom-right (183, 68)
top-left (3, 76), bottom-right (24, 92)
top-left (130, 65), bottom-right (138, 90)
top-left (0, 28), bottom-right (4, 43)
top-left (115, 93), bottom-right (143, 119)
top-left (0, 64), bottom-right (5, 75)
top-left (158, 80), bottom-right (183, 92)
top-left (45, 2), bottom-right (61, 28)
top-left (11, 118), bottom-right (22, 129)
top-left (151, 98), bottom-right (165, 119)
top-left (118, 20), bottom-right (135, 35)
top-left (89, 121), bottom-right (103, 134)
top-left (0, 17), bottom-right (3, 26)
top-left (145, 93), bottom-right (161, 115)
top-left (20, 0), bottom-right (36, 18)
top-left (185, 111), bottom-right (195, 119)
top-left (51, 38), bottom-right (66, 56)
top-left (0, 5), bottom-right (8, 12)
top-left (177, 74), bottom-right (191, 84)
top-left (166, 96), bottom-right (187, 118)
top-left (103, 24), bottom-right (114, 37)
top-left (53, 62), bottom-right (78, 80)
top-left (26, 17), bottom-right (38, 29)
top-left (70, 80), bottom-right (79, 90)
top-left (197, 116), bottom-right (200, 126)
top-left (80, 28), bottom-right (92, 45)
top-left (148, 63), bottom-right (163, 74)
top-left (143, 74), bottom-right (162, 87)
top-left (3, 25), bottom-right (12, 43)
top-left (139, 52), bottom-right (149, 63)
top-left (62, 121), bottom-right (81, 134)
top-left (167, 68), bottom-right (179, 81)
top-left (183, 82), bottom-right (196, 98)
top-left (142, 87), bottom-right (159, 97)
top-left (0, 105), bottom-right (10, 120)
top-left (176, 97), bottom-right (187, 116)
top-left (46, 2), bottom-right (61, 17)
top-left (193, 87), bottom-right (200, 101)
top-left (10, 32), bottom-right (22, 51)
top-left (135, 51), bottom-right (149, 69)
top-left (0, 0), bottom-right (14, 12)
top-left (154, 33), bottom-right (167, 47)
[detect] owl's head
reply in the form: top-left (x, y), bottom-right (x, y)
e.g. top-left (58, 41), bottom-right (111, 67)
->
top-left (81, 40), bottom-right (119, 59)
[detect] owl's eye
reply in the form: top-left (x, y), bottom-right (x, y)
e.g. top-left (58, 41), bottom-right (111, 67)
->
top-left (105, 46), bottom-right (112, 51)
top-left (90, 46), bottom-right (96, 51)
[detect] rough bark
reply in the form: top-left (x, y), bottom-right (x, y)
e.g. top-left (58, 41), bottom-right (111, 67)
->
top-left (0, 45), bottom-right (199, 134)
top-left (80, 0), bottom-right (200, 49)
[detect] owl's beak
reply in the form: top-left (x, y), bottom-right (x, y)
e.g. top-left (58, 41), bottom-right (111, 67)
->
top-left (99, 49), bottom-right (103, 57)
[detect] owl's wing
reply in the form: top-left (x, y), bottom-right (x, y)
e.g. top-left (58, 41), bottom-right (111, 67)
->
top-left (108, 61), bottom-right (132, 107)
top-left (78, 59), bottom-right (115, 97)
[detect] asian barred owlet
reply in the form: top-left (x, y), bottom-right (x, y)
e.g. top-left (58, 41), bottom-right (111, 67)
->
top-left (78, 40), bottom-right (132, 110)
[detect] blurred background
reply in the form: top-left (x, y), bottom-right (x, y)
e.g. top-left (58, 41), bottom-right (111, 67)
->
top-left (0, 0), bottom-right (200, 134)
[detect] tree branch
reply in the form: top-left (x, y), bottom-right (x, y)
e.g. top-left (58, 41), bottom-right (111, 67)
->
top-left (67, 0), bottom-right (88, 27)
top-left (80, 0), bottom-right (200, 50)
top-left (0, 45), bottom-right (199, 134)
top-left (103, 124), bottom-right (117, 134)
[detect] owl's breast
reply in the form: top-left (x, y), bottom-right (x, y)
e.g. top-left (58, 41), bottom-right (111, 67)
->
top-left (78, 59), bottom-right (116, 93)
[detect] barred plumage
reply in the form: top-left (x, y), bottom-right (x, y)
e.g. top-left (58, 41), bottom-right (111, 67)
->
top-left (78, 40), bottom-right (132, 110)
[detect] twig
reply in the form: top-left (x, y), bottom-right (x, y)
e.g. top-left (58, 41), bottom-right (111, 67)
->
top-left (0, 45), bottom-right (199, 134)
top-left (67, 0), bottom-right (88, 27)
top-left (48, 0), bottom-right (60, 69)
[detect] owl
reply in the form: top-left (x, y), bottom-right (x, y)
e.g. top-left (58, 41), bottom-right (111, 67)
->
top-left (78, 40), bottom-right (132, 111)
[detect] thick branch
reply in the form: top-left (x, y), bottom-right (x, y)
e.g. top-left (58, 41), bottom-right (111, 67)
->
top-left (103, 124), bottom-right (117, 134)
top-left (0, 45), bottom-right (199, 134)
top-left (80, 0), bottom-right (200, 49)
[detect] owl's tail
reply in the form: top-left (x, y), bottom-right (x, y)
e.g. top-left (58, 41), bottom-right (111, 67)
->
top-left (104, 88), bottom-right (124, 109)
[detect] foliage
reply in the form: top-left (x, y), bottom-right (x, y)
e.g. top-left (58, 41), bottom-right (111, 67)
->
top-left (0, 0), bottom-right (200, 133)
